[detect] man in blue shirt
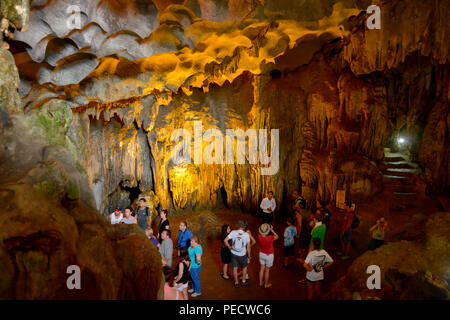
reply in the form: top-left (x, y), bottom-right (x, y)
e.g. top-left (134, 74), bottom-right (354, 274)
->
top-left (176, 221), bottom-right (193, 255)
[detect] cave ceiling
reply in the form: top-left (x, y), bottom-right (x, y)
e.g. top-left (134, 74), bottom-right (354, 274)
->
top-left (2, 0), bottom-right (449, 212)
top-left (7, 0), bottom-right (375, 112)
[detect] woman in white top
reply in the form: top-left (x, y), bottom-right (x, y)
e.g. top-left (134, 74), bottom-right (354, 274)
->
top-left (109, 208), bottom-right (123, 224)
top-left (297, 237), bottom-right (333, 300)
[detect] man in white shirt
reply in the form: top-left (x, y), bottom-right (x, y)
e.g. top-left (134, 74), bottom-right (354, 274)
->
top-left (260, 191), bottom-right (276, 224)
top-left (224, 221), bottom-right (251, 288)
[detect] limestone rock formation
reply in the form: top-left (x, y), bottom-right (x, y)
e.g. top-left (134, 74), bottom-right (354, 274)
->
top-left (4, 0), bottom-right (447, 214)
top-left (327, 211), bottom-right (450, 300)
top-left (0, 47), bottom-right (163, 299)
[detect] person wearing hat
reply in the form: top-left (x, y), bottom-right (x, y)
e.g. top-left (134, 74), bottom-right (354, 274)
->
top-left (109, 208), bottom-right (123, 224)
top-left (338, 201), bottom-right (355, 260)
top-left (223, 221), bottom-right (251, 288)
top-left (257, 223), bottom-right (279, 289)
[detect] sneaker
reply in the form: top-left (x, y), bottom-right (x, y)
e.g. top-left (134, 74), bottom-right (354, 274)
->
top-left (341, 255), bottom-right (351, 260)
top-left (188, 289), bottom-right (194, 293)
top-left (191, 292), bottom-right (201, 297)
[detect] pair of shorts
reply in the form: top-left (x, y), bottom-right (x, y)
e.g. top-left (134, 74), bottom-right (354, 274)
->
top-left (221, 247), bottom-right (232, 264)
top-left (175, 282), bottom-right (188, 291)
top-left (341, 230), bottom-right (352, 244)
top-left (259, 252), bottom-right (274, 267)
top-left (231, 253), bottom-right (249, 268)
top-left (284, 245), bottom-right (295, 257)
top-left (306, 278), bottom-right (323, 283)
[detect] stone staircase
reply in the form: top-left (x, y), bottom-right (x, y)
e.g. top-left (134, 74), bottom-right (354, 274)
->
top-left (381, 148), bottom-right (422, 201)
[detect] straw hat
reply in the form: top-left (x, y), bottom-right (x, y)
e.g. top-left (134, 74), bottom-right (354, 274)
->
top-left (259, 223), bottom-right (271, 236)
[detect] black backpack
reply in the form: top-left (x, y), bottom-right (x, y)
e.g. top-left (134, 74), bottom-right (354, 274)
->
top-left (351, 213), bottom-right (360, 229)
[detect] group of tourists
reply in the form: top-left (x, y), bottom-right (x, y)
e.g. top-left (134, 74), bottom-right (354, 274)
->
top-left (109, 191), bottom-right (388, 300)
top-left (219, 190), bottom-right (387, 299)
top-left (162, 221), bottom-right (203, 300)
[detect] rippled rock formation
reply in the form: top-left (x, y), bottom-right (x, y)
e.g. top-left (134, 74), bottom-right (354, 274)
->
top-left (3, 1), bottom-right (450, 213)
top-left (0, 48), bottom-right (163, 300)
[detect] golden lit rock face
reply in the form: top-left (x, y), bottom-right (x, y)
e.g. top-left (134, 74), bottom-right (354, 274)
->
top-left (3, 0), bottom-right (450, 213)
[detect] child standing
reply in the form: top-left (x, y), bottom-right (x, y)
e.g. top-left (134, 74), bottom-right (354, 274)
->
top-left (298, 238), bottom-right (333, 300)
top-left (283, 218), bottom-right (297, 268)
top-left (163, 266), bottom-right (181, 300)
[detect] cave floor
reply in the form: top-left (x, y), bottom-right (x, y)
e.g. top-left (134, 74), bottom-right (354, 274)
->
top-left (160, 189), bottom-right (443, 300)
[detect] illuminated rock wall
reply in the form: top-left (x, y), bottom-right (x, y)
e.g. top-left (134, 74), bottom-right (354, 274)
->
top-left (4, 0), bottom-right (450, 213)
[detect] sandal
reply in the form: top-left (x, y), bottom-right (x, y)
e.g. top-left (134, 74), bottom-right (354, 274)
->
top-left (234, 282), bottom-right (240, 288)
top-left (241, 280), bottom-right (248, 287)
top-left (221, 274), bottom-right (231, 280)
top-left (264, 283), bottom-right (272, 289)
top-left (259, 283), bottom-right (264, 288)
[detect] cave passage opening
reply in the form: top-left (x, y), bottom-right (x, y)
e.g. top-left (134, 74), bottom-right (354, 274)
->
top-left (119, 181), bottom-right (142, 207)
top-left (220, 185), bottom-right (229, 209)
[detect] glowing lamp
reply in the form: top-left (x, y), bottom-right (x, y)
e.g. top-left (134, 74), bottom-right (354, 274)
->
top-left (398, 137), bottom-right (405, 144)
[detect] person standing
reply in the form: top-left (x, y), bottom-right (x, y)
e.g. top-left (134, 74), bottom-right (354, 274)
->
top-left (257, 223), bottom-right (279, 289)
top-left (316, 200), bottom-right (331, 228)
top-left (109, 208), bottom-right (123, 224)
top-left (188, 236), bottom-right (203, 297)
top-left (159, 229), bottom-right (174, 267)
top-left (338, 201), bottom-right (355, 260)
top-left (163, 266), bottom-right (181, 300)
top-left (297, 203), bottom-right (311, 257)
top-left (298, 238), bottom-right (333, 300)
top-left (174, 247), bottom-right (190, 300)
top-left (310, 213), bottom-right (326, 251)
top-left (176, 221), bottom-right (193, 255)
top-left (158, 209), bottom-right (170, 243)
top-left (224, 221), bottom-right (251, 288)
top-left (122, 207), bottom-right (137, 224)
top-left (220, 224), bottom-right (232, 280)
top-left (368, 217), bottom-right (387, 250)
top-left (292, 191), bottom-right (306, 215)
top-left (282, 218), bottom-right (297, 268)
top-left (135, 198), bottom-right (150, 231)
top-left (260, 191), bottom-right (276, 224)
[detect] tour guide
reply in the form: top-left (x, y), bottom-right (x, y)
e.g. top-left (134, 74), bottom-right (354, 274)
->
top-left (260, 191), bottom-right (276, 224)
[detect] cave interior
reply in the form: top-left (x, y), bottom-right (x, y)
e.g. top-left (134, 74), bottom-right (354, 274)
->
top-left (0, 0), bottom-right (449, 300)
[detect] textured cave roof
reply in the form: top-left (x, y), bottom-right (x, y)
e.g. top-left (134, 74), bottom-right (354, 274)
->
top-left (8, 0), bottom-right (370, 110)
top-left (7, 0), bottom-right (450, 113)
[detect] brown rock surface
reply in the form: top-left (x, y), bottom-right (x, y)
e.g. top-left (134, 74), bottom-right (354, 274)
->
top-left (327, 211), bottom-right (450, 300)
top-left (0, 46), bottom-right (163, 299)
